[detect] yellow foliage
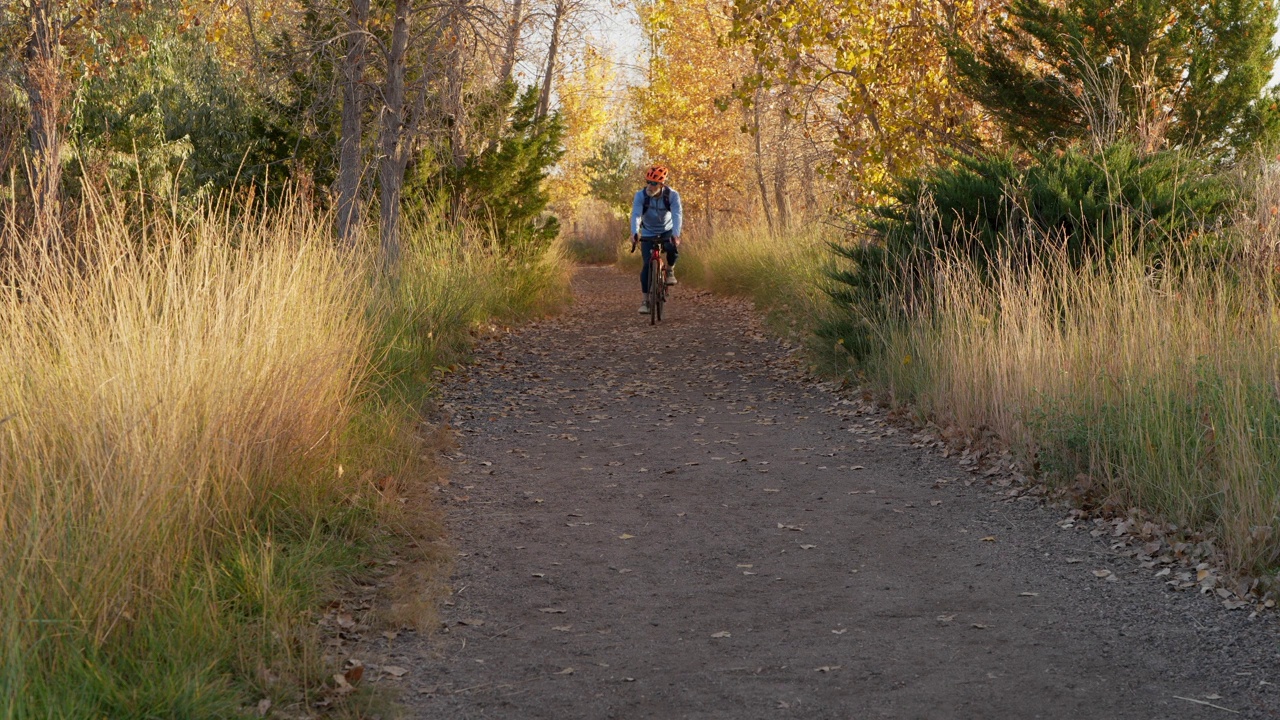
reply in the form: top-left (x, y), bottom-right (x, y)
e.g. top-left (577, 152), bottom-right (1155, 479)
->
top-left (549, 44), bottom-right (616, 214)
top-left (635, 0), bottom-right (753, 221)
top-left (730, 0), bottom-right (996, 198)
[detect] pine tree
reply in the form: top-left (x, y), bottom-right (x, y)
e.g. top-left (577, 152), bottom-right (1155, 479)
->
top-left (947, 0), bottom-right (1280, 154)
top-left (451, 84), bottom-right (565, 250)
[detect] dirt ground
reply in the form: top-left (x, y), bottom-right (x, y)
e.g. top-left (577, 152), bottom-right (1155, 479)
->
top-left (373, 266), bottom-right (1280, 719)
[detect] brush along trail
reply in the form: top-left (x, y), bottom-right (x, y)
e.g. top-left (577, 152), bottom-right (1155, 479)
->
top-left (382, 266), bottom-right (1277, 718)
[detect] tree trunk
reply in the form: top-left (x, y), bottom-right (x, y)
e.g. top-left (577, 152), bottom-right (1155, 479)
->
top-left (772, 93), bottom-right (791, 230)
top-left (446, 0), bottom-right (468, 170)
top-left (24, 0), bottom-right (64, 251)
top-left (498, 0), bottom-right (524, 84)
top-left (536, 0), bottom-right (564, 120)
top-left (751, 85), bottom-right (774, 234)
top-left (378, 0), bottom-right (411, 273)
top-left (801, 151), bottom-right (816, 216)
top-left (336, 0), bottom-right (370, 247)
top-left (702, 178), bottom-right (713, 235)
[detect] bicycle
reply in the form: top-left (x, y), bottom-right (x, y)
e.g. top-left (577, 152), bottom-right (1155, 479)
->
top-left (631, 237), bottom-right (669, 325)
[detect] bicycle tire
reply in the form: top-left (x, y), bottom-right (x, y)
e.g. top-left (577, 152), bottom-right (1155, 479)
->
top-left (656, 276), bottom-right (664, 322)
top-left (649, 257), bottom-right (661, 325)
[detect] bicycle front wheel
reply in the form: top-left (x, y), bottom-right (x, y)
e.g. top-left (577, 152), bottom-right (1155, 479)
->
top-left (648, 257), bottom-right (662, 325)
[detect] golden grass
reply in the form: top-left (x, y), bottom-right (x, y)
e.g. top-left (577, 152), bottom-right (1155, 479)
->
top-left (623, 223), bottom-right (836, 341)
top-left (677, 205), bottom-right (1280, 575)
top-left (871, 251), bottom-right (1280, 573)
top-left (1, 197), bottom-right (368, 633)
top-left (0, 192), bottom-right (569, 715)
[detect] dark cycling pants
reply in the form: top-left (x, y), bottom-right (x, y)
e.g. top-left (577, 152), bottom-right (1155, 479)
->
top-left (639, 232), bottom-right (678, 293)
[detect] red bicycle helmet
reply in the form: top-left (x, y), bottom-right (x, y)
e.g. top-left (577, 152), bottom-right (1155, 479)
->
top-left (645, 165), bottom-right (669, 184)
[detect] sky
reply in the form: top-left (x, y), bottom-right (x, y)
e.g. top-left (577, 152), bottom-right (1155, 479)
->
top-left (564, 8), bottom-right (1280, 92)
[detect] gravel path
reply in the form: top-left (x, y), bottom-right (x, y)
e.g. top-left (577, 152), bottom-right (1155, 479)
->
top-left (382, 266), bottom-right (1280, 719)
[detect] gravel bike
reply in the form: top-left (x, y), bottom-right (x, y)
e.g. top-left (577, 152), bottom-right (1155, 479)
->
top-left (646, 240), bottom-right (668, 325)
top-left (631, 237), bottom-right (670, 325)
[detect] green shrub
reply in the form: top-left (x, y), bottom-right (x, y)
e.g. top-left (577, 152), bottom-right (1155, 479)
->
top-left (824, 141), bottom-right (1239, 360)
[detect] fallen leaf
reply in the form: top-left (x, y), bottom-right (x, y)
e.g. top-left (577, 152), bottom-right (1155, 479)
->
top-left (456, 618), bottom-right (484, 627)
top-left (736, 564), bottom-right (753, 568)
top-left (332, 673), bottom-right (355, 695)
top-left (1018, 592), bottom-right (1039, 597)
top-left (1092, 569), bottom-right (1112, 578)
top-left (852, 465), bottom-right (865, 470)
top-left (930, 500), bottom-right (943, 506)
top-left (256, 698), bottom-right (271, 717)
top-left (832, 629), bottom-right (847, 635)
top-left (383, 666), bottom-right (408, 677)
top-left (552, 625), bottom-right (572, 632)
top-left (763, 488), bottom-right (780, 493)
top-left (619, 534), bottom-right (634, 540)
top-left (815, 665), bottom-right (841, 672)
top-left (343, 664), bottom-right (364, 685)
top-left (711, 631), bottom-right (732, 638)
top-left (532, 572), bottom-right (545, 578)
top-left (1065, 558), bottom-right (1083, 564)
top-left (980, 536), bottom-right (996, 542)
top-left (557, 667), bottom-right (574, 675)
top-left (971, 623), bottom-right (988, 629)
top-left (800, 544), bottom-right (816, 550)
top-left (937, 614), bottom-right (955, 622)
top-left (382, 631), bottom-right (398, 641)
top-left (539, 607), bottom-right (567, 614)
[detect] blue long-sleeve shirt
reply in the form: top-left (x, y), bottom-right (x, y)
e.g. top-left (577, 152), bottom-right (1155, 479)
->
top-left (630, 186), bottom-right (682, 238)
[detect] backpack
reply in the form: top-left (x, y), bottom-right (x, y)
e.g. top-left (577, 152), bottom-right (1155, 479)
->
top-left (642, 186), bottom-right (672, 214)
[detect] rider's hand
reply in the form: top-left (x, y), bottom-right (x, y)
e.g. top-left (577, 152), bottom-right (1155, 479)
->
top-left (630, 233), bottom-right (638, 252)
top-left (673, 235), bottom-right (681, 247)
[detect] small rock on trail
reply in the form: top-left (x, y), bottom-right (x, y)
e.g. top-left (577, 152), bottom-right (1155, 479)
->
top-left (383, 267), bottom-right (1279, 719)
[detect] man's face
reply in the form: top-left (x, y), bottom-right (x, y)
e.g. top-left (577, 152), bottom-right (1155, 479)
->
top-left (645, 181), bottom-right (662, 196)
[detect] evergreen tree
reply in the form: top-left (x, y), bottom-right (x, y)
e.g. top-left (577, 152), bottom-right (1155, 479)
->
top-left (947, 0), bottom-right (1280, 154)
top-left (450, 84), bottom-right (566, 250)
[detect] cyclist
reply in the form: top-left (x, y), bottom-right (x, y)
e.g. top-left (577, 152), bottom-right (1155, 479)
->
top-left (630, 165), bottom-right (683, 314)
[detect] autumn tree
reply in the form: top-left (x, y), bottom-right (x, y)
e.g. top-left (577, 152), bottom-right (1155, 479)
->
top-left (636, 0), bottom-right (753, 231)
top-left (547, 43), bottom-right (614, 214)
top-left (729, 0), bottom-right (996, 199)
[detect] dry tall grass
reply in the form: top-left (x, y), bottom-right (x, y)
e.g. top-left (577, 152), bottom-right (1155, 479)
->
top-left (0, 192), bottom-right (569, 715)
top-left (679, 201), bottom-right (1280, 576)
top-left (663, 224), bottom-right (837, 341)
top-left (0, 195), bottom-right (373, 711)
top-left (559, 199), bottom-right (628, 264)
top-left (869, 248), bottom-right (1280, 574)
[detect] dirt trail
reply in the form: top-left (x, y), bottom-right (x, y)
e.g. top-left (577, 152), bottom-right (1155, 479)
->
top-left (382, 267), bottom-right (1279, 719)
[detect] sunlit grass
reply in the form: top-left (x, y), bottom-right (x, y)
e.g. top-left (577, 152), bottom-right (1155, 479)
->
top-left (0, 192), bottom-right (568, 716)
top-left (557, 200), bottom-right (628, 264)
top-left (678, 206), bottom-right (1280, 576)
top-left (866, 250), bottom-right (1280, 574)
top-left (625, 224), bottom-right (837, 341)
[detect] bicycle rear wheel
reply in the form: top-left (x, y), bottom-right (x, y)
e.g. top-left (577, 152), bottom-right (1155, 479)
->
top-left (656, 274), bottom-right (664, 322)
